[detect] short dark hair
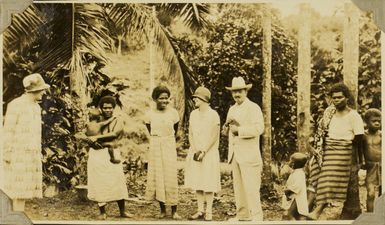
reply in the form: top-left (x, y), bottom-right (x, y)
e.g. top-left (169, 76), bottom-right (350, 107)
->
top-left (291, 152), bottom-right (308, 169)
top-left (329, 83), bottom-right (351, 98)
top-left (364, 108), bottom-right (381, 123)
top-left (152, 85), bottom-right (170, 100)
top-left (88, 108), bottom-right (101, 121)
top-left (98, 96), bottom-right (117, 108)
top-left (329, 83), bottom-right (355, 107)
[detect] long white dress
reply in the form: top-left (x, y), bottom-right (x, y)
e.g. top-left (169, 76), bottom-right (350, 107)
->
top-left (184, 108), bottom-right (221, 192)
top-left (145, 107), bottom-right (180, 205)
top-left (3, 94), bottom-right (43, 199)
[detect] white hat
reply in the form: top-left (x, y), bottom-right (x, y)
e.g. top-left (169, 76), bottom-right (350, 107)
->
top-left (23, 73), bottom-right (50, 92)
top-left (225, 77), bottom-right (252, 91)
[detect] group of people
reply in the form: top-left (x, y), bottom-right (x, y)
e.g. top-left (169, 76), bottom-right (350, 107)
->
top-left (142, 76), bottom-right (264, 221)
top-left (282, 83), bottom-right (382, 220)
top-left (2, 73), bottom-right (382, 222)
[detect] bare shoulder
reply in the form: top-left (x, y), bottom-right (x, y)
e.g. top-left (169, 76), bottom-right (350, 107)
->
top-left (113, 116), bottom-right (124, 125)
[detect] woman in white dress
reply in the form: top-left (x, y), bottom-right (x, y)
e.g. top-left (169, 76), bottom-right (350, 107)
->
top-left (185, 86), bottom-right (221, 221)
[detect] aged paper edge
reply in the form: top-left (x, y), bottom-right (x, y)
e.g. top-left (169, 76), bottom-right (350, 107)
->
top-left (0, 0), bottom-right (384, 224)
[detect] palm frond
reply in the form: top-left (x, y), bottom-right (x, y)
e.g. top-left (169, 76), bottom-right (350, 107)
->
top-left (109, 4), bottom-right (150, 41)
top-left (107, 3), bottom-right (202, 121)
top-left (74, 4), bottom-right (113, 64)
top-left (35, 4), bottom-right (73, 72)
top-left (167, 32), bottom-right (199, 123)
top-left (159, 3), bottom-right (212, 31)
top-left (3, 4), bottom-right (44, 50)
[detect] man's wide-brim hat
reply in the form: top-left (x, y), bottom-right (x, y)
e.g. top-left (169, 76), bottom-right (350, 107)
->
top-left (23, 73), bottom-right (50, 92)
top-left (225, 77), bottom-right (252, 91)
top-left (192, 86), bottom-right (211, 103)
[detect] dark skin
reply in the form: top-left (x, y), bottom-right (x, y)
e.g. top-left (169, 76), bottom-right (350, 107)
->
top-left (331, 91), bottom-right (364, 165)
top-left (83, 102), bottom-right (130, 218)
top-left (363, 115), bottom-right (381, 212)
top-left (283, 157), bottom-right (307, 220)
top-left (87, 103), bottom-right (124, 144)
top-left (145, 92), bottom-right (179, 134)
top-left (308, 91), bottom-right (365, 220)
top-left (77, 103), bottom-right (123, 147)
top-left (145, 92), bottom-right (179, 217)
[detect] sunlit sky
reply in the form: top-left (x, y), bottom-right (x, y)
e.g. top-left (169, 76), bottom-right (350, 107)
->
top-left (272, 0), bottom-right (348, 16)
top-left (272, 0), bottom-right (346, 16)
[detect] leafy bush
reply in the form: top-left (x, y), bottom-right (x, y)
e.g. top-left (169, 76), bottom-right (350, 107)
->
top-left (175, 5), bottom-right (298, 162)
top-left (175, 7), bottom-right (381, 164)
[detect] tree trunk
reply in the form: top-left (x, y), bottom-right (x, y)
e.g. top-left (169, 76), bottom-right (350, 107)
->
top-left (340, 2), bottom-right (361, 220)
top-left (297, 3), bottom-right (311, 153)
top-left (117, 35), bottom-right (123, 56)
top-left (343, 3), bottom-right (360, 108)
top-left (149, 6), bottom-right (156, 95)
top-left (261, 4), bottom-right (273, 187)
top-left (70, 4), bottom-right (89, 132)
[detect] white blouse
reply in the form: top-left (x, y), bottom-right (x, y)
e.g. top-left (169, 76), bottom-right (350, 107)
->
top-left (328, 110), bottom-right (364, 140)
top-left (144, 107), bottom-right (179, 136)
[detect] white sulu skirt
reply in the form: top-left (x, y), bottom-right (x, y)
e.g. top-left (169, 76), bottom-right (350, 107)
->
top-left (87, 148), bottom-right (128, 203)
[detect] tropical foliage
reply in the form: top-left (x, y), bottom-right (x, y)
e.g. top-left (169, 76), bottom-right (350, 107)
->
top-left (175, 4), bottom-right (298, 162)
top-left (2, 3), bottom-right (211, 189)
top-left (2, 3), bottom-right (381, 192)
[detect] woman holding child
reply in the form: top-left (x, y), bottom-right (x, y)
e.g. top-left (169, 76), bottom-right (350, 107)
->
top-left (308, 83), bottom-right (365, 220)
top-left (184, 87), bottom-right (221, 221)
top-left (86, 96), bottom-right (131, 219)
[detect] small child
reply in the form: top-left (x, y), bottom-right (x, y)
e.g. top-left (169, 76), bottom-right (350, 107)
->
top-left (363, 108), bottom-right (382, 212)
top-left (282, 152), bottom-right (309, 220)
top-left (86, 108), bottom-right (120, 164)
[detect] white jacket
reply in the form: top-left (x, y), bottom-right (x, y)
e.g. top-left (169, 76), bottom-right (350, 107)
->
top-left (226, 98), bottom-right (264, 165)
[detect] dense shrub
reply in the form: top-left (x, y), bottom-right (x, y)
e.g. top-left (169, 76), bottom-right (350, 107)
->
top-left (175, 5), bottom-right (298, 162)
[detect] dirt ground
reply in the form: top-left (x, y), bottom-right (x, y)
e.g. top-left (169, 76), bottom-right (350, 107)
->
top-left (24, 172), bottom-right (370, 222)
top-left (25, 184), bottom-right (281, 221)
top-left (24, 52), bottom-right (373, 222)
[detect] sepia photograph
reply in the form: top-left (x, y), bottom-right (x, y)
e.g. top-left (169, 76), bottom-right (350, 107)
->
top-left (0, 0), bottom-right (383, 224)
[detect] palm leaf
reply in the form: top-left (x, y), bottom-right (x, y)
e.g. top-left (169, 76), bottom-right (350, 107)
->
top-left (107, 3), bottom-right (207, 121)
top-left (166, 32), bottom-right (200, 123)
top-left (159, 3), bottom-right (212, 31)
top-left (109, 4), bottom-right (150, 41)
top-left (3, 4), bottom-right (44, 50)
top-left (35, 4), bottom-right (73, 73)
top-left (74, 4), bottom-right (113, 64)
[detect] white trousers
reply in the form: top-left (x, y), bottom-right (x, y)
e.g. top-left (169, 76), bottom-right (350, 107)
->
top-left (232, 160), bottom-right (263, 221)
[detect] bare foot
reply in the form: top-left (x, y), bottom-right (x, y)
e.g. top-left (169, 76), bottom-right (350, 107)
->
top-left (172, 212), bottom-right (182, 220)
top-left (307, 212), bottom-right (318, 220)
top-left (158, 212), bottom-right (166, 219)
top-left (98, 213), bottom-right (107, 220)
top-left (120, 212), bottom-right (133, 218)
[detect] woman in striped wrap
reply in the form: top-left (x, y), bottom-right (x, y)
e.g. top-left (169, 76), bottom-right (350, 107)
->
top-left (308, 83), bottom-right (365, 220)
top-left (144, 85), bottom-right (181, 220)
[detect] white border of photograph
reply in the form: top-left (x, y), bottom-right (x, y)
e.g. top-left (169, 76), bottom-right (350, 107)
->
top-left (0, 0), bottom-right (384, 224)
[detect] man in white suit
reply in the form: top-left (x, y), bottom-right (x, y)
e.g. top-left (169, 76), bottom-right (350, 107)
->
top-left (222, 77), bottom-right (264, 221)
